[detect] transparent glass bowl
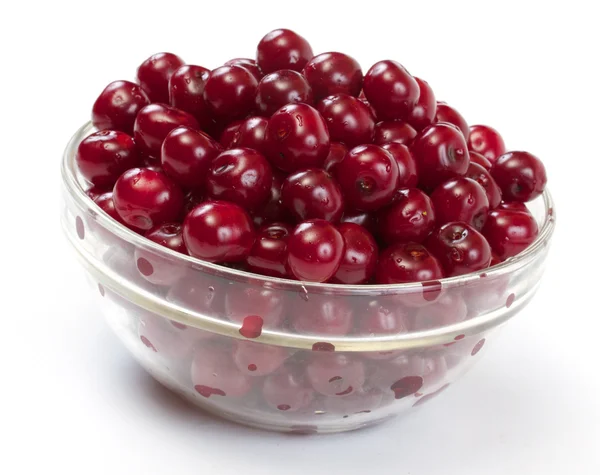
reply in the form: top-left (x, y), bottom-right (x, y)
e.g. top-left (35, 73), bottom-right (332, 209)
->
top-left (61, 123), bottom-right (555, 433)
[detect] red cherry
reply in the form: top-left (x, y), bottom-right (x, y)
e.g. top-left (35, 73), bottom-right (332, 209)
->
top-left (332, 223), bottom-right (378, 285)
top-left (136, 52), bottom-right (185, 103)
top-left (86, 185), bottom-right (111, 201)
top-left (183, 189), bottom-right (204, 214)
top-left (135, 223), bottom-right (188, 285)
top-left (256, 28), bottom-right (313, 74)
top-left (430, 177), bottom-right (490, 230)
top-left (225, 286), bottom-right (284, 327)
top-left (292, 295), bottom-right (354, 335)
top-left (145, 222), bottom-right (187, 254)
top-left (251, 171), bottom-right (289, 227)
top-left (262, 365), bottom-right (314, 412)
top-left (359, 299), bottom-right (409, 359)
top-left (375, 242), bottom-right (444, 284)
top-left (224, 58), bottom-right (264, 82)
top-left (203, 65), bottom-right (258, 121)
top-left (381, 142), bottom-right (419, 188)
top-left (219, 120), bottom-right (243, 149)
top-left (93, 192), bottom-right (140, 231)
top-left (497, 201), bottom-right (528, 213)
top-left (482, 209), bottom-right (539, 260)
top-left (468, 124), bottom-right (506, 163)
top-left (465, 161), bottom-right (502, 209)
top-left (435, 102), bottom-right (469, 139)
top-left (255, 69), bottom-right (313, 116)
top-left (317, 93), bottom-right (375, 147)
top-left (491, 151), bottom-right (547, 202)
top-left (406, 78), bottom-right (436, 131)
top-left (378, 188), bottom-right (436, 244)
top-left (92, 80), bottom-right (150, 135)
top-left (168, 64), bottom-right (213, 131)
top-left (340, 209), bottom-right (377, 236)
top-left (306, 353), bottom-right (365, 397)
top-left (469, 151), bottom-right (493, 170)
top-left (231, 116), bottom-right (269, 155)
top-left (303, 52), bottom-right (363, 100)
top-left (246, 222), bottom-right (292, 278)
top-left (373, 120), bottom-right (417, 145)
top-left (323, 142), bottom-right (348, 175)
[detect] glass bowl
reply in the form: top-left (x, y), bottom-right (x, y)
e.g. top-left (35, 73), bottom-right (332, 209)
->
top-left (60, 122), bottom-right (555, 434)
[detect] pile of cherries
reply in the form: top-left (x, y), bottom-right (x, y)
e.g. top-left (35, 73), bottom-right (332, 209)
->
top-left (78, 28), bottom-right (547, 285)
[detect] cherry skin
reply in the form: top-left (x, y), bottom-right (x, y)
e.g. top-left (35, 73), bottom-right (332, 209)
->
top-left (255, 69), bottom-right (313, 116)
top-left (86, 185), bottom-right (111, 201)
top-left (145, 222), bottom-right (187, 254)
top-left (206, 148), bottom-right (273, 211)
top-left (264, 103), bottom-right (330, 172)
top-left (406, 78), bottom-right (436, 131)
top-left (363, 60), bottom-right (420, 121)
top-left (203, 65), bottom-right (258, 121)
top-left (219, 120), bottom-right (243, 149)
top-left (224, 58), bottom-right (264, 82)
top-left (281, 168), bottom-right (344, 222)
top-left (183, 189), bottom-right (204, 214)
top-left (183, 201), bottom-right (255, 263)
top-left (323, 142), bottom-right (348, 175)
top-left (430, 177), bottom-right (490, 230)
top-left (469, 151), bottom-right (493, 170)
top-left (378, 188), bottom-right (436, 244)
top-left (435, 102), bottom-right (469, 140)
top-left (332, 223), bottom-right (378, 285)
top-left (133, 103), bottom-right (199, 159)
top-left (375, 242), bottom-right (444, 284)
top-left (302, 52), bottom-right (363, 101)
top-left (225, 286), bottom-right (284, 326)
top-left (317, 93), bottom-right (375, 147)
top-left (136, 52), bottom-right (185, 103)
top-left (93, 192), bottom-right (139, 230)
top-left (168, 64), bottom-right (213, 131)
top-left (76, 129), bottom-right (139, 187)
top-left (373, 120), bottom-right (417, 145)
top-left (262, 365), bottom-right (314, 412)
top-left (231, 116), bottom-right (269, 155)
top-left (113, 168), bottom-right (184, 231)
top-left (161, 126), bottom-right (221, 190)
top-left (465, 161), bottom-right (502, 209)
top-left (491, 151), bottom-right (547, 202)
top-left (256, 28), bottom-right (313, 74)
top-left (92, 80), bottom-right (150, 135)
top-left (286, 219), bottom-right (345, 282)
top-left (425, 222), bottom-right (491, 276)
top-left (251, 171), bottom-right (288, 227)
top-left (334, 144), bottom-right (398, 211)
top-left (468, 125), bottom-right (506, 163)
top-left (246, 222), bottom-right (292, 278)
top-left (381, 142), bottom-right (419, 188)
top-left (340, 209), bottom-right (377, 236)
top-left (292, 295), bottom-right (353, 335)
top-left (497, 201), bottom-right (528, 213)
top-left (411, 122), bottom-right (471, 190)
top-left (482, 209), bottom-right (539, 260)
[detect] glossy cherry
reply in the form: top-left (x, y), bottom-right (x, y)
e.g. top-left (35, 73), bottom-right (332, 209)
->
top-left (224, 58), bottom-right (263, 82)
top-left (491, 151), bottom-right (547, 202)
top-left (251, 171), bottom-right (288, 227)
top-left (255, 69), bottom-right (313, 116)
top-left (373, 120), bottom-right (417, 145)
top-left (469, 151), bottom-right (493, 170)
top-left (323, 142), bottom-right (348, 175)
top-left (92, 80), bottom-right (150, 135)
top-left (183, 201), bottom-right (255, 263)
top-left (435, 102), bottom-right (469, 140)
top-left (375, 242), bottom-right (444, 284)
top-left (86, 185), bottom-right (111, 201)
top-left (406, 78), bottom-right (436, 131)
top-left (145, 222), bottom-right (187, 254)
top-left (482, 209), bottom-right (539, 260)
top-left (332, 223), bottom-right (378, 285)
top-left (183, 189), bottom-right (204, 214)
top-left (468, 125), bottom-right (506, 163)
top-left (292, 296), bottom-right (354, 335)
top-left (219, 120), bottom-right (243, 149)
top-left (497, 201), bottom-right (528, 212)
top-left (256, 28), bottom-right (313, 74)
top-left (317, 93), bottom-right (375, 147)
top-left (113, 168), bottom-right (184, 231)
top-left (232, 116), bottom-right (269, 155)
top-left (381, 142), bottom-right (418, 188)
top-left (246, 222), bottom-right (292, 278)
top-left (136, 52), bottom-right (185, 103)
top-left (93, 192), bottom-right (137, 230)
top-left (302, 52), bottom-right (363, 100)
top-left (168, 64), bottom-right (213, 131)
top-left (340, 209), bottom-right (377, 235)
top-left (431, 177), bottom-right (490, 230)
top-left (281, 168), bottom-right (344, 222)
top-left (76, 129), bottom-right (139, 187)
top-left (465, 161), bottom-right (502, 209)
top-left (306, 353), bottom-right (365, 397)
top-left (378, 188), bottom-right (436, 244)
top-left (203, 65), bottom-right (258, 121)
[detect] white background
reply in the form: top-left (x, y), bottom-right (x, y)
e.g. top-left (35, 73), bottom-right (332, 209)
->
top-left (1, 1), bottom-right (599, 473)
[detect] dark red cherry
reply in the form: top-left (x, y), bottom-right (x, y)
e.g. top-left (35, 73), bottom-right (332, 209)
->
top-left (264, 103), bottom-right (330, 172)
top-left (406, 78), bottom-right (436, 131)
top-left (251, 171), bottom-right (288, 227)
top-left (168, 65), bottom-right (213, 131)
top-left (491, 151), bottom-right (547, 202)
top-left (224, 58), bottom-right (264, 82)
top-left (161, 126), bottom-right (221, 190)
top-left (378, 188), bottom-right (436, 244)
top-left (435, 102), bottom-right (469, 140)
top-left (373, 120), bottom-right (417, 145)
top-left (497, 201), bottom-right (528, 213)
top-left (256, 28), bottom-right (313, 74)
top-left (203, 65), bottom-right (258, 121)
top-left (340, 209), bottom-right (377, 236)
top-left (469, 151), bottom-right (493, 170)
top-left (92, 80), bottom-right (150, 135)
top-left (411, 122), bottom-right (470, 190)
top-left (482, 209), bottom-right (539, 260)
top-left (303, 52), bottom-right (363, 101)
top-left (113, 168), bottom-right (184, 231)
top-left (183, 201), bottom-right (255, 263)
top-left (468, 125), bottom-right (506, 163)
top-left (292, 296), bottom-right (353, 335)
top-left (381, 143), bottom-right (418, 188)
top-left (255, 69), bottom-right (313, 116)
top-left (375, 242), bottom-right (444, 284)
top-left (76, 129), bottom-right (139, 187)
top-left (317, 93), bottom-right (375, 147)
top-left (231, 116), bottom-right (269, 155)
top-left (281, 168), bottom-right (344, 222)
top-left (246, 222), bottom-right (292, 278)
top-left (136, 52), bottom-right (185, 103)
top-left (286, 219), bottom-right (345, 282)
top-left (334, 144), bottom-right (398, 211)
top-left (363, 60), bottom-right (420, 121)
top-left (86, 185), bottom-right (111, 201)
top-left (183, 189), bottom-right (204, 214)
top-left (465, 161), bottom-right (502, 209)
top-left (332, 223), bottom-right (378, 285)
top-left (430, 177), bottom-right (490, 230)
top-left (145, 222), bottom-right (188, 255)
top-left (219, 120), bottom-right (243, 149)
top-left (206, 148), bottom-right (273, 211)
top-left (133, 103), bottom-right (199, 159)
top-left (425, 222), bottom-right (491, 276)
top-left (323, 142), bottom-right (348, 175)
top-left (94, 192), bottom-right (140, 230)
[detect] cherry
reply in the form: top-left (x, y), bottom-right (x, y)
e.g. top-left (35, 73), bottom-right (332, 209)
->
top-left (161, 126), bottom-right (221, 190)
top-left (381, 142), bottom-right (419, 188)
top-left (255, 69), bottom-right (313, 116)
top-left (302, 52), bottom-right (363, 100)
top-left (334, 144), bottom-right (398, 211)
top-left (292, 296), bottom-right (353, 335)
top-left (251, 171), bottom-right (288, 227)
top-left (183, 201), bottom-right (255, 263)
top-left (206, 148), bottom-right (273, 211)
top-left (219, 120), bottom-right (243, 149)
top-left (375, 242), bottom-right (444, 284)
top-left (406, 78), bottom-right (436, 131)
top-left (359, 300), bottom-right (409, 359)
top-left (183, 189), bottom-right (204, 214)
top-left (491, 151), bottom-right (547, 202)
top-left (286, 219), bottom-right (345, 282)
top-left (482, 209), bottom-right (539, 260)
top-left (86, 185), bottom-right (111, 201)
top-left (135, 223), bottom-right (188, 285)
top-left (76, 129), bottom-right (139, 187)
top-left (468, 124), bottom-right (506, 163)
top-left (133, 103), bottom-right (199, 159)
top-left (411, 122), bottom-right (470, 190)
top-left (497, 201), bottom-right (528, 213)
top-left (264, 103), bottom-right (330, 172)
top-left (306, 353), bottom-right (365, 397)
top-left (224, 58), bottom-right (263, 82)
top-left (246, 222), bottom-right (292, 278)
top-left (144, 222), bottom-right (187, 254)
top-left (465, 161), bottom-right (502, 209)
top-left (233, 341), bottom-right (287, 377)
top-left (340, 209), bottom-right (377, 235)
top-left (317, 93), bottom-right (375, 147)
top-left (113, 168), bottom-right (184, 231)
top-left (378, 188), bottom-right (436, 244)
top-left (332, 223), bottom-right (378, 285)
top-left (136, 52), bottom-right (185, 103)
top-left (425, 222), bottom-right (491, 276)
top-left (256, 28), bottom-right (313, 74)
top-left (92, 80), bottom-right (150, 135)
top-left (373, 120), bottom-right (417, 145)
top-left (231, 116), bottom-right (269, 155)
top-left (93, 192), bottom-right (139, 230)
top-left (431, 177), bottom-right (490, 230)
top-left (469, 151), bottom-right (492, 170)
top-left (435, 102), bottom-right (469, 139)
top-left (363, 60), bottom-right (420, 121)
top-left (225, 286), bottom-right (284, 327)
top-left (203, 65), bottom-right (258, 121)
top-left (262, 365), bottom-right (314, 412)
top-left (281, 168), bottom-right (344, 222)
top-left (168, 64), bottom-right (213, 131)
top-left (323, 142), bottom-right (348, 175)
